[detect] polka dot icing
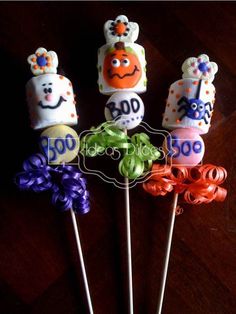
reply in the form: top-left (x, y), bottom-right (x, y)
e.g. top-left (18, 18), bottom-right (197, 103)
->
top-left (104, 15), bottom-right (139, 44)
top-left (162, 78), bottom-right (216, 135)
top-left (181, 54), bottom-right (218, 82)
top-left (27, 47), bottom-right (58, 76)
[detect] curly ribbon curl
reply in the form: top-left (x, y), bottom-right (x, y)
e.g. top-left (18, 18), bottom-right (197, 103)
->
top-left (119, 133), bottom-right (160, 179)
top-left (119, 154), bottom-right (144, 180)
top-left (15, 154), bottom-right (90, 214)
top-left (183, 164), bottom-right (227, 204)
top-left (80, 122), bottom-right (131, 157)
top-left (15, 154), bottom-right (53, 192)
top-left (143, 164), bottom-right (227, 204)
top-left (81, 122), bottom-right (161, 179)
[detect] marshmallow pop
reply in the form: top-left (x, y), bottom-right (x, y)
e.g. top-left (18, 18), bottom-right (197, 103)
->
top-left (82, 15), bottom-right (159, 180)
top-left (16, 47), bottom-right (90, 214)
top-left (162, 54), bottom-right (218, 167)
top-left (99, 15), bottom-right (147, 131)
top-left (143, 55), bottom-right (227, 314)
top-left (15, 48), bottom-right (93, 313)
top-left (80, 15), bottom-right (159, 314)
top-left (144, 53), bottom-right (227, 202)
top-left (26, 47), bottom-right (80, 165)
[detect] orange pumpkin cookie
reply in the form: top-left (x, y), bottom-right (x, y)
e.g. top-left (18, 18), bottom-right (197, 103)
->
top-left (103, 42), bottom-right (142, 89)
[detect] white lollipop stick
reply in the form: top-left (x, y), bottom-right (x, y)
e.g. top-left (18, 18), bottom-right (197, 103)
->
top-left (124, 129), bottom-right (134, 314)
top-left (70, 208), bottom-right (94, 314)
top-left (156, 193), bottom-right (179, 314)
top-left (125, 176), bottom-right (134, 314)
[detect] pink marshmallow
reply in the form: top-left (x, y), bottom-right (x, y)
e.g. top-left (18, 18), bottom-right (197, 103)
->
top-left (163, 128), bottom-right (205, 167)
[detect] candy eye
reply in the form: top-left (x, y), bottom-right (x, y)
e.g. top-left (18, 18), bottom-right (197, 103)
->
top-left (198, 104), bottom-right (204, 111)
top-left (191, 103), bottom-right (197, 110)
top-left (111, 58), bottom-right (120, 67)
top-left (121, 58), bottom-right (130, 67)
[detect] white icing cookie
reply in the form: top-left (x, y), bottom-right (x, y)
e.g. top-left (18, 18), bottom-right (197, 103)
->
top-left (27, 47), bottom-right (58, 76)
top-left (98, 42), bottom-right (147, 95)
top-left (26, 74), bottom-right (78, 130)
top-left (39, 125), bottom-right (79, 164)
top-left (104, 15), bottom-right (139, 44)
top-left (104, 91), bottom-right (144, 130)
top-left (162, 78), bottom-right (216, 134)
top-left (182, 54), bottom-right (218, 82)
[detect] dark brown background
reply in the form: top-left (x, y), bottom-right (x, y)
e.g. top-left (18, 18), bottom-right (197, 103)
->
top-left (0, 2), bottom-right (235, 314)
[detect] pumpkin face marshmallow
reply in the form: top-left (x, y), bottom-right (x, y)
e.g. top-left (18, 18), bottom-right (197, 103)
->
top-left (103, 42), bottom-right (142, 89)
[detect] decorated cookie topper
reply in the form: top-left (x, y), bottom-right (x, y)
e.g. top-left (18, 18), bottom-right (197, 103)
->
top-left (104, 15), bottom-right (139, 44)
top-left (182, 54), bottom-right (218, 82)
top-left (28, 47), bottom-right (58, 76)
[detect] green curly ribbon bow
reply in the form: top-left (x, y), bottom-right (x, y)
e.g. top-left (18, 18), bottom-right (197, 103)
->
top-left (80, 122), bottom-right (161, 179)
top-left (119, 133), bottom-right (161, 179)
top-left (80, 122), bottom-right (131, 157)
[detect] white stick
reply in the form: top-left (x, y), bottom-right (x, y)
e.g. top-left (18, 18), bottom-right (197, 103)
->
top-left (124, 128), bottom-right (134, 314)
top-left (125, 176), bottom-right (134, 314)
top-left (156, 193), bottom-right (179, 314)
top-left (70, 208), bottom-right (94, 314)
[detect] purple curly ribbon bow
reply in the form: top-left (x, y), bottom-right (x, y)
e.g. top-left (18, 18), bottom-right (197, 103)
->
top-left (15, 154), bottom-right (90, 214)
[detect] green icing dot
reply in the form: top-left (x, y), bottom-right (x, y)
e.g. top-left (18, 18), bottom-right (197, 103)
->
top-left (144, 80), bottom-right (147, 87)
top-left (125, 47), bottom-right (135, 54)
top-left (105, 47), bottom-right (115, 54)
top-left (99, 84), bottom-right (103, 91)
top-left (141, 49), bottom-right (145, 55)
top-left (98, 65), bottom-right (102, 73)
top-left (143, 67), bottom-right (147, 73)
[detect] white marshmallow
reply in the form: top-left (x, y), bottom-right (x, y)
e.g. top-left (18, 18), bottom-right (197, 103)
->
top-left (26, 74), bottom-right (78, 130)
top-left (162, 78), bottom-right (216, 134)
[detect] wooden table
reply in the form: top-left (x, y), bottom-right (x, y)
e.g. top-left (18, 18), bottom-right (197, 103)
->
top-left (0, 2), bottom-right (235, 314)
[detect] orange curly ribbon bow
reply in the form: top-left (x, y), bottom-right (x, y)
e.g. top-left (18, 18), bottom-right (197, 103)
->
top-left (143, 164), bottom-right (227, 205)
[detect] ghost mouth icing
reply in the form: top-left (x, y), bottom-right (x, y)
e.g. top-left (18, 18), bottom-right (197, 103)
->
top-left (38, 96), bottom-right (67, 109)
top-left (107, 65), bottom-right (140, 79)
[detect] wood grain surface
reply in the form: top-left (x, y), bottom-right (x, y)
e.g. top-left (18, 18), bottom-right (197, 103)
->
top-left (0, 2), bottom-right (235, 314)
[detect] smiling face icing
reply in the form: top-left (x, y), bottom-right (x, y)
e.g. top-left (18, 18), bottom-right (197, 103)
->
top-left (98, 41), bottom-right (147, 95)
top-left (26, 74), bottom-right (78, 129)
top-left (103, 42), bottom-right (142, 89)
